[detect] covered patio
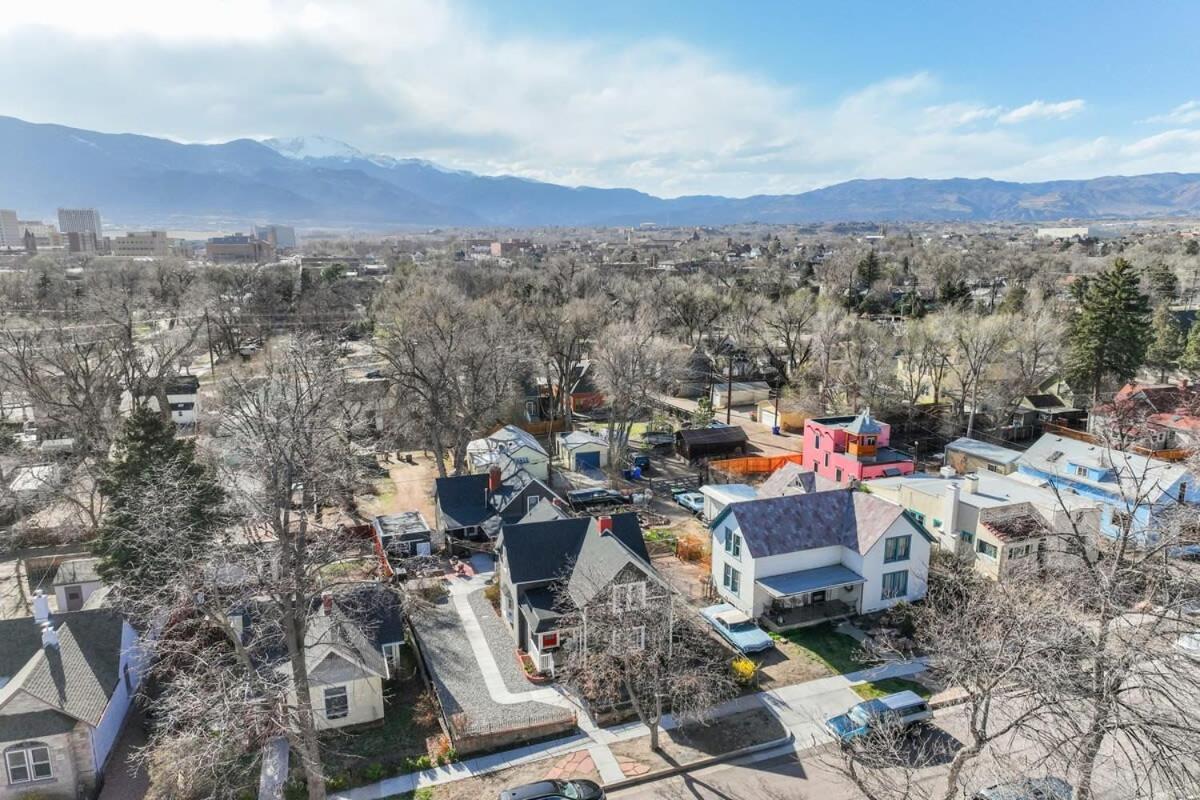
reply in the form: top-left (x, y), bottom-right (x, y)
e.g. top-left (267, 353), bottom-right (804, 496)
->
top-left (757, 564), bottom-right (865, 631)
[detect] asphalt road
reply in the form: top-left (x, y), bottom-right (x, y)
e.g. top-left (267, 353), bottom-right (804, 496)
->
top-left (611, 703), bottom-right (1135, 800)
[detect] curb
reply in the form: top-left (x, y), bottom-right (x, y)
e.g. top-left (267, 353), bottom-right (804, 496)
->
top-left (601, 731), bottom-right (796, 792)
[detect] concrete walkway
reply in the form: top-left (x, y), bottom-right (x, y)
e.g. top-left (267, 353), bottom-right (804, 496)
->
top-left (332, 620), bottom-right (929, 800)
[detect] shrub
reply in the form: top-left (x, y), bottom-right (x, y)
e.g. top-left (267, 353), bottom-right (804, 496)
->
top-left (363, 762), bottom-right (386, 781)
top-left (730, 655), bottom-right (758, 686)
top-left (483, 582), bottom-right (501, 610)
top-left (283, 781), bottom-right (308, 800)
top-left (415, 789), bottom-right (434, 800)
top-left (325, 773), bottom-right (349, 791)
top-left (883, 601), bottom-right (918, 639)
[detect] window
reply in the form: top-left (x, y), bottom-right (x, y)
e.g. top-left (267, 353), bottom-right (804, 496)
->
top-left (835, 468), bottom-right (843, 482)
top-left (932, 518), bottom-right (942, 529)
top-left (540, 632), bottom-right (559, 649)
top-left (1075, 465), bottom-right (1088, 478)
top-left (908, 510), bottom-right (926, 524)
top-left (959, 530), bottom-right (974, 544)
top-left (610, 626), bottom-right (645, 651)
top-left (883, 535), bottom-right (911, 563)
top-left (724, 531), bottom-right (741, 558)
top-left (1179, 482), bottom-right (1188, 504)
top-left (986, 464), bottom-right (1000, 472)
top-left (382, 643), bottom-right (403, 674)
top-left (611, 582), bottom-right (647, 612)
top-left (1111, 509), bottom-right (1132, 530)
top-left (977, 540), bottom-right (998, 559)
top-left (864, 436), bottom-right (876, 446)
top-left (824, 452), bottom-right (830, 468)
top-left (526, 495), bottom-right (541, 513)
top-left (881, 570), bottom-right (908, 600)
top-left (6, 743), bottom-right (52, 784)
top-left (722, 563), bottom-right (741, 594)
top-left (323, 686), bottom-right (349, 720)
top-left (1008, 547), bottom-right (1023, 559)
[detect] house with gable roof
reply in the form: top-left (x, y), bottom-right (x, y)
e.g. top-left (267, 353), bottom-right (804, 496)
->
top-left (708, 488), bottom-right (932, 630)
top-left (0, 599), bottom-right (142, 799)
top-left (495, 512), bottom-right (657, 674)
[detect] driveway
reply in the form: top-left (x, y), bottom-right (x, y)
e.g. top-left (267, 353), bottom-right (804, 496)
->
top-left (98, 707), bottom-right (150, 800)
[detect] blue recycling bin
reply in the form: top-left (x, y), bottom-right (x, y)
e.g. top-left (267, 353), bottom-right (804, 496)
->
top-left (631, 466), bottom-right (642, 480)
top-left (772, 425), bottom-right (781, 435)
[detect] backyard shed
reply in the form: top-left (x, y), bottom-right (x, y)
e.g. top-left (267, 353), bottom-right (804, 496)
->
top-left (557, 430), bottom-right (609, 471)
top-left (675, 426), bottom-right (749, 461)
top-left (711, 381), bottom-right (771, 409)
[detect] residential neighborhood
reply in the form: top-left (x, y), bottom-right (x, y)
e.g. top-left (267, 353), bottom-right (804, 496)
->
top-left (3, 4), bottom-right (1200, 800)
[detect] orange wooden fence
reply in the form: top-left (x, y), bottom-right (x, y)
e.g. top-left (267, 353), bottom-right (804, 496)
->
top-left (1042, 422), bottom-right (1190, 462)
top-left (707, 452), bottom-right (806, 475)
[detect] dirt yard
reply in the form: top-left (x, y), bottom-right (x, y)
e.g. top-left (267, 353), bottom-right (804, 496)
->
top-left (424, 750), bottom-right (602, 800)
top-left (609, 707), bottom-right (788, 773)
top-left (359, 450), bottom-right (440, 523)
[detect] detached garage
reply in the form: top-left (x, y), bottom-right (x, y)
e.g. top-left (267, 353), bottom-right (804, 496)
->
top-left (675, 426), bottom-right (749, 462)
top-left (557, 431), bottom-right (609, 471)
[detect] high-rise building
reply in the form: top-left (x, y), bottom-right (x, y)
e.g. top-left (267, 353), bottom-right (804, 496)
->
top-left (0, 209), bottom-right (19, 248)
top-left (18, 220), bottom-right (62, 248)
top-left (57, 208), bottom-right (103, 238)
top-left (253, 224), bottom-right (297, 251)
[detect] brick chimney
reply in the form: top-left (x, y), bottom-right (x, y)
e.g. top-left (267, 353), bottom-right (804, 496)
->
top-left (488, 466), bottom-right (502, 492)
top-left (321, 591), bottom-right (333, 616)
top-left (597, 515), bottom-right (613, 535)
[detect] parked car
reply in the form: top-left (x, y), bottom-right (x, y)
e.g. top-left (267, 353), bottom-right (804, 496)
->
top-left (673, 490), bottom-right (705, 515)
top-left (499, 779), bottom-right (605, 800)
top-left (971, 777), bottom-right (1073, 800)
top-left (824, 691), bottom-right (932, 744)
top-left (700, 603), bottom-right (774, 653)
top-left (624, 452), bottom-right (651, 471)
top-left (566, 488), bottom-right (631, 510)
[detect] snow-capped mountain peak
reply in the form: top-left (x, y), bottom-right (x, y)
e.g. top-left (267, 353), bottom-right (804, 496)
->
top-left (261, 135), bottom-right (367, 161)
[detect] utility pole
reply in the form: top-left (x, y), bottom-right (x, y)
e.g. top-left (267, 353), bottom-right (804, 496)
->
top-left (203, 308), bottom-right (216, 375)
top-left (725, 352), bottom-right (733, 425)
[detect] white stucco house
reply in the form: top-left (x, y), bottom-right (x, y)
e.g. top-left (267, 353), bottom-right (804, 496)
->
top-left (467, 425), bottom-right (550, 482)
top-left (709, 488), bottom-right (932, 630)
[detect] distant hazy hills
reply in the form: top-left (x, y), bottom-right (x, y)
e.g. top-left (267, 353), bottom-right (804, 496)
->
top-left (4, 115), bottom-right (1200, 229)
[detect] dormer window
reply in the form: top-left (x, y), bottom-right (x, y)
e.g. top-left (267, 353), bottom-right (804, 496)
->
top-left (1075, 465), bottom-right (1088, 478)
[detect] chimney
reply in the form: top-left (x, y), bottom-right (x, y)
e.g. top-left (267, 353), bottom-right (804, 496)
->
top-left (321, 592), bottom-right (333, 616)
top-left (597, 515), bottom-right (613, 535)
top-left (963, 474), bottom-right (980, 495)
top-left (939, 465), bottom-right (956, 478)
top-left (41, 621), bottom-right (59, 649)
top-left (488, 466), bottom-right (502, 493)
top-left (943, 481), bottom-right (960, 543)
top-left (32, 590), bottom-right (50, 624)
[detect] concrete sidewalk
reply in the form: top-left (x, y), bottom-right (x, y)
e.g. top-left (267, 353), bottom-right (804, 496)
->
top-left (332, 645), bottom-right (929, 800)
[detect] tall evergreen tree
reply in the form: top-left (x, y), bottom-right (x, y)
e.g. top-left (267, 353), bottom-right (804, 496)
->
top-left (93, 407), bottom-right (224, 586)
top-left (1065, 258), bottom-right (1152, 401)
top-left (1145, 303), bottom-right (1185, 381)
top-left (1180, 322), bottom-right (1200, 374)
top-left (857, 250), bottom-right (882, 287)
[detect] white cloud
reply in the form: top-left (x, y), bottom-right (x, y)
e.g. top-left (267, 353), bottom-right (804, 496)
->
top-left (998, 99), bottom-right (1086, 124)
top-left (0, 1), bottom-right (1185, 195)
top-left (1143, 100), bottom-right (1200, 125)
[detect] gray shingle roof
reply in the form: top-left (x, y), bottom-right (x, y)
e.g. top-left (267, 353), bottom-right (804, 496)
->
top-left (757, 463), bottom-right (839, 498)
top-left (715, 489), bottom-right (923, 558)
top-left (499, 513), bottom-right (649, 586)
top-left (0, 610), bottom-right (127, 728)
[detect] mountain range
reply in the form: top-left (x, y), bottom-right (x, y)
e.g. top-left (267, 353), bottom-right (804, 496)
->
top-left (4, 115), bottom-right (1200, 229)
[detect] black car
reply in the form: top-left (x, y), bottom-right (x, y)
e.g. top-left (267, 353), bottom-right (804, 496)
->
top-left (499, 779), bottom-right (605, 800)
top-left (565, 488), bottom-right (631, 510)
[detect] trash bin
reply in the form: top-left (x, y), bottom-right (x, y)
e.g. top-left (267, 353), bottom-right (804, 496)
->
top-left (631, 466), bottom-right (642, 480)
top-left (772, 425), bottom-right (781, 435)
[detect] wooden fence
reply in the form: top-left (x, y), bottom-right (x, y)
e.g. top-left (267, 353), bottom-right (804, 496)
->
top-left (1042, 422), bottom-right (1191, 462)
top-left (707, 452), bottom-right (806, 476)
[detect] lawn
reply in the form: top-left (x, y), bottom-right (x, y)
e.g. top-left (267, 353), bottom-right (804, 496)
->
top-left (776, 623), bottom-right (870, 675)
top-left (851, 677), bottom-right (932, 701)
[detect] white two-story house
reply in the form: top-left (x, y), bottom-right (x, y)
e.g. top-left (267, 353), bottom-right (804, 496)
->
top-left (709, 488), bottom-right (932, 630)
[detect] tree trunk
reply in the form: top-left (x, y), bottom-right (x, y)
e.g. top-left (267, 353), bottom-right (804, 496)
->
top-left (429, 425), bottom-right (448, 478)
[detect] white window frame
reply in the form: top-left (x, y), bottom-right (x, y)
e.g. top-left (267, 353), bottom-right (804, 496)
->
top-left (5, 744), bottom-right (52, 784)
top-left (323, 685), bottom-right (350, 720)
top-left (611, 581), bottom-right (647, 613)
top-left (881, 570), bottom-right (908, 601)
top-left (526, 495), bottom-right (541, 513)
top-left (723, 530), bottom-right (741, 558)
top-left (722, 563), bottom-right (741, 594)
top-left (381, 642), bottom-right (403, 676)
top-left (611, 625), bottom-right (646, 651)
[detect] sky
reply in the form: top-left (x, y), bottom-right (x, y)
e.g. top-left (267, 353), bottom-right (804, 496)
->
top-left (2, 0), bottom-right (1199, 197)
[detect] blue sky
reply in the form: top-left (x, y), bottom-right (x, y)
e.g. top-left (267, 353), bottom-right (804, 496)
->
top-left (2, 0), bottom-right (1198, 196)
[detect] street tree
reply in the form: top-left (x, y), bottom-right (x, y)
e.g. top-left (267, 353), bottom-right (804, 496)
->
top-left (1145, 303), bottom-right (1185, 381)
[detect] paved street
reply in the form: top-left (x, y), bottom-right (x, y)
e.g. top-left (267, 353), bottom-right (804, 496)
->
top-left (611, 703), bottom-right (1134, 800)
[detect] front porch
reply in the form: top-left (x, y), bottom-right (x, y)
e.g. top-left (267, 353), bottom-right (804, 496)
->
top-left (756, 564), bottom-right (865, 632)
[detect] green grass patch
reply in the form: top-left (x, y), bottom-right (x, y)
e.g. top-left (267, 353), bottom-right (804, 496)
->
top-left (779, 623), bottom-right (869, 675)
top-left (644, 527), bottom-right (676, 543)
top-left (851, 677), bottom-right (932, 701)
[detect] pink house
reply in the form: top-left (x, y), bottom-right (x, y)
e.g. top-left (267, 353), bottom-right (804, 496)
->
top-left (801, 409), bottom-right (915, 484)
